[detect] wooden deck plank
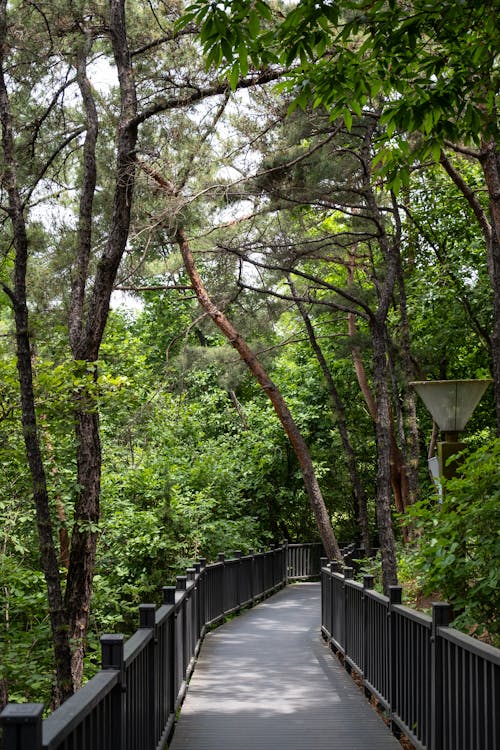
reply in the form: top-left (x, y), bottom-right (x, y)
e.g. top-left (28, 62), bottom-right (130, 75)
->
top-left (169, 583), bottom-right (401, 750)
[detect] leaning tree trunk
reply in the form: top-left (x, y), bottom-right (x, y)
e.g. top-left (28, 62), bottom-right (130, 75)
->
top-left (288, 276), bottom-right (371, 553)
top-left (176, 228), bottom-right (342, 562)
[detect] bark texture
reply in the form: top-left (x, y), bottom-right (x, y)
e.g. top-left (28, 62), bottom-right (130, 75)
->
top-left (63, 0), bottom-right (139, 687)
top-left (288, 277), bottom-right (371, 553)
top-left (359, 127), bottom-right (399, 591)
top-left (176, 228), bottom-right (342, 562)
top-left (441, 145), bottom-right (500, 433)
top-left (481, 144), bottom-right (500, 435)
top-left (0, 0), bottom-right (73, 703)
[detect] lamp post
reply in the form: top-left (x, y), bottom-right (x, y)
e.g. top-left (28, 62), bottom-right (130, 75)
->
top-left (410, 379), bottom-right (492, 492)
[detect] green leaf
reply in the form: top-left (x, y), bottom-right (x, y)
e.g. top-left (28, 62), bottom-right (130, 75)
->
top-left (238, 44), bottom-right (249, 76)
top-left (249, 10), bottom-right (260, 38)
top-left (228, 65), bottom-right (240, 91)
top-left (343, 109), bottom-right (353, 131)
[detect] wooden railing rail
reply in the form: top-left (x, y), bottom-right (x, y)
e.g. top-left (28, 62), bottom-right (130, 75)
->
top-left (320, 560), bottom-right (500, 750)
top-left (0, 541), bottom-right (325, 750)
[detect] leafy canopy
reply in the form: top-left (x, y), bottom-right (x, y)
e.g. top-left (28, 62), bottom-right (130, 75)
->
top-left (180, 0), bottom-right (500, 181)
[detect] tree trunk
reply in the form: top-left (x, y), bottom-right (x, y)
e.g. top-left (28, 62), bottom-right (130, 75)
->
top-left (63, 0), bottom-right (139, 687)
top-left (480, 143), bottom-right (500, 435)
top-left (176, 228), bottom-right (342, 562)
top-left (371, 320), bottom-right (399, 591)
top-left (64, 406), bottom-right (101, 688)
top-left (357, 127), bottom-right (399, 590)
top-left (441, 144), bottom-right (500, 433)
top-left (394, 234), bottom-right (420, 510)
top-left (288, 277), bottom-right (371, 553)
top-left (347, 254), bottom-right (410, 519)
top-left (0, 0), bottom-right (73, 703)
top-left (40, 415), bottom-right (71, 569)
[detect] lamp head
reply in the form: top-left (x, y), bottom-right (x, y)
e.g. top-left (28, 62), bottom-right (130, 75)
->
top-left (410, 379), bottom-right (492, 433)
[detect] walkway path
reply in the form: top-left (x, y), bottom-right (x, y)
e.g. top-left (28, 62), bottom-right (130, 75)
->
top-left (170, 583), bottom-right (401, 750)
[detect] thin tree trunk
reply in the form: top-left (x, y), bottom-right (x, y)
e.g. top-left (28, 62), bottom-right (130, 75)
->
top-left (40, 415), bottom-right (71, 569)
top-left (347, 286), bottom-right (408, 515)
top-left (288, 276), bottom-right (371, 553)
top-left (176, 228), bottom-right (342, 562)
top-left (228, 389), bottom-right (249, 429)
top-left (64, 407), bottom-right (101, 688)
top-left (441, 145), bottom-right (500, 433)
top-left (481, 144), bottom-right (500, 435)
top-left (395, 244), bottom-right (420, 510)
top-left (64, 0), bottom-right (139, 687)
top-left (0, 0), bottom-right (73, 701)
top-left (371, 319), bottom-right (399, 590)
top-left (0, 678), bottom-right (7, 712)
top-left (359, 125), bottom-right (398, 591)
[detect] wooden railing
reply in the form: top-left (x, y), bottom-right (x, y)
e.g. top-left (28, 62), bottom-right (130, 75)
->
top-left (0, 541), bottom-right (323, 750)
top-left (320, 560), bottom-right (500, 750)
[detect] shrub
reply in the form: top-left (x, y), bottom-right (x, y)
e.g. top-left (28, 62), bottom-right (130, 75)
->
top-left (407, 439), bottom-right (500, 644)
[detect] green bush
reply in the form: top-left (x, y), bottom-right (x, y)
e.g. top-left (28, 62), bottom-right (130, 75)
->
top-left (407, 439), bottom-right (500, 644)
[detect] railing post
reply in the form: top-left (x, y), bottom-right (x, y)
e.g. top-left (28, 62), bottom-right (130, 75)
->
top-left (162, 586), bottom-right (176, 717)
top-left (140, 602), bottom-right (156, 629)
top-left (101, 633), bottom-right (126, 749)
top-left (282, 539), bottom-right (288, 585)
top-left (362, 575), bottom-right (374, 696)
top-left (327, 561), bottom-right (337, 642)
top-left (139, 604), bottom-right (156, 750)
top-left (234, 551), bottom-right (242, 609)
top-left (320, 557), bottom-right (328, 631)
top-left (0, 704), bottom-right (43, 750)
top-left (248, 549), bottom-right (255, 604)
top-left (186, 568), bottom-right (197, 655)
top-left (198, 559), bottom-right (207, 633)
top-left (193, 563), bottom-right (202, 640)
top-left (430, 602), bottom-right (452, 750)
top-left (176, 576), bottom-right (188, 682)
top-left (343, 567), bottom-right (354, 664)
top-left (217, 553), bottom-right (226, 616)
top-left (269, 544), bottom-right (275, 588)
top-left (260, 547), bottom-right (268, 593)
top-left (388, 585), bottom-right (403, 737)
top-left (162, 585), bottom-right (176, 605)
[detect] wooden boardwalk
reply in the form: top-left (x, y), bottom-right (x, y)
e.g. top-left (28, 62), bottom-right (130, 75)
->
top-left (169, 583), bottom-right (401, 750)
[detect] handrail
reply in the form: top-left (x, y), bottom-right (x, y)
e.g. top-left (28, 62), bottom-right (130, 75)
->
top-left (320, 560), bottom-right (500, 750)
top-left (0, 541), bottom-right (324, 750)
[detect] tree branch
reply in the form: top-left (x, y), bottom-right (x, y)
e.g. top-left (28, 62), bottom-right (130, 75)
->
top-left (440, 149), bottom-right (492, 246)
top-left (134, 67), bottom-right (288, 126)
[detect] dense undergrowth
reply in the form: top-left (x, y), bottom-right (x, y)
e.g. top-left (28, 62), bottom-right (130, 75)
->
top-left (358, 441), bottom-right (500, 647)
